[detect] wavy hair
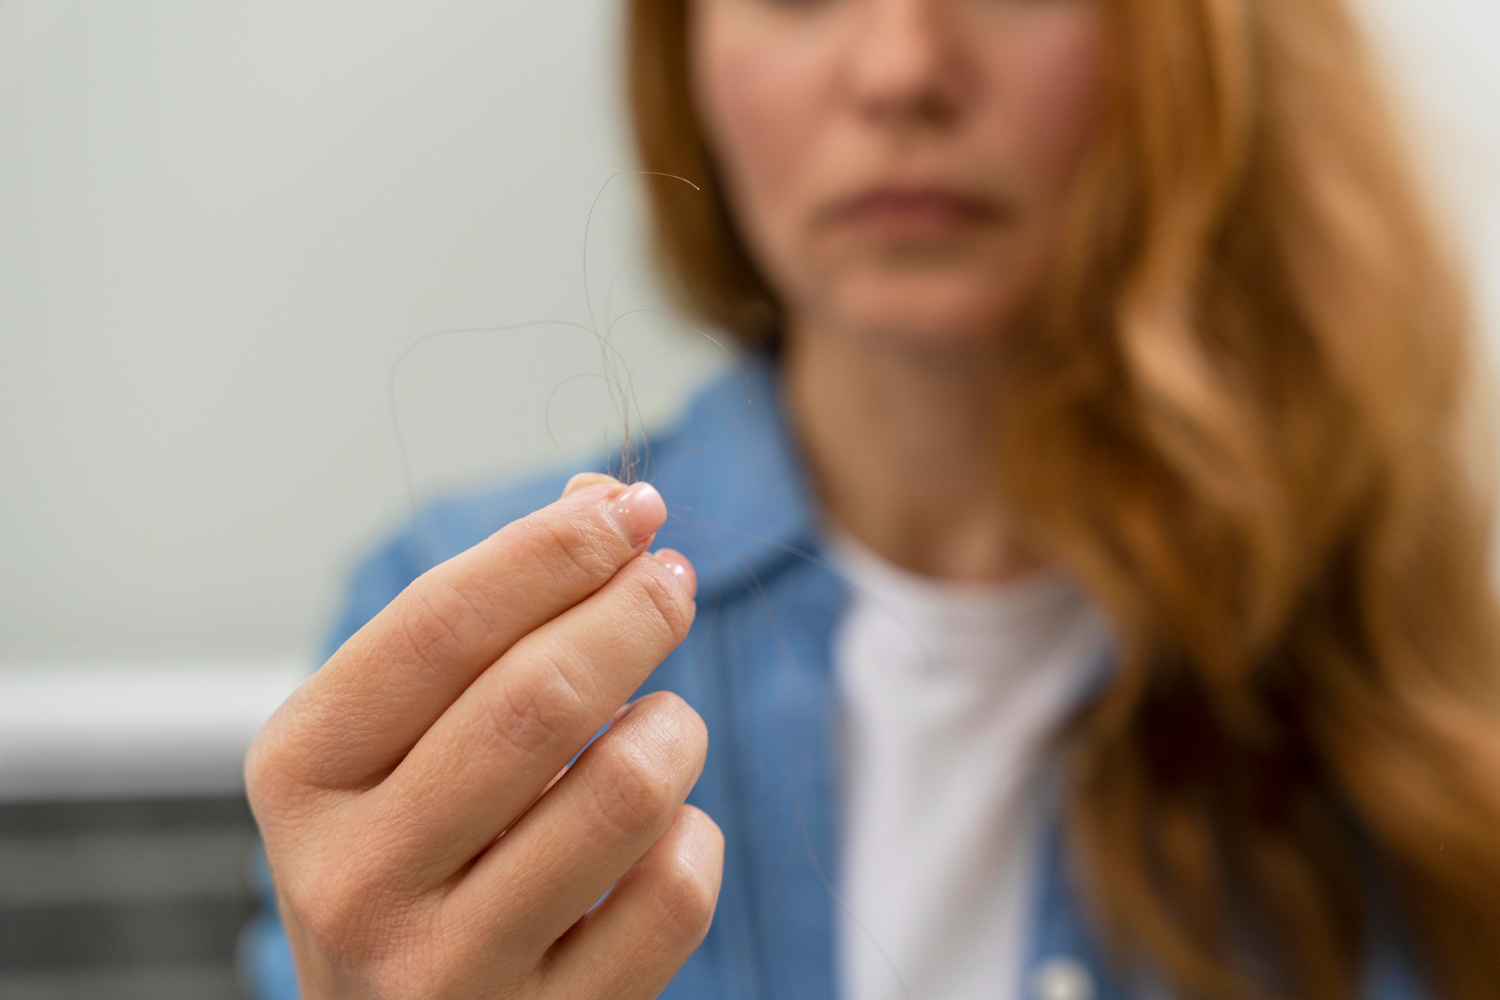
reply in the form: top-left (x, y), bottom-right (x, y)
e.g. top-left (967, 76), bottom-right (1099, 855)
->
top-left (627, 0), bottom-right (1500, 996)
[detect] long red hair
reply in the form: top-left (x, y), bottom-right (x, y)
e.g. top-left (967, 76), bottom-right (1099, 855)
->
top-left (628, 0), bottom-right (1500, 996)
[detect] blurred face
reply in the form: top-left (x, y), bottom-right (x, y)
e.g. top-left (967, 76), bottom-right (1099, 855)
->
top-left (691, 0), bottom-right (1104, 347)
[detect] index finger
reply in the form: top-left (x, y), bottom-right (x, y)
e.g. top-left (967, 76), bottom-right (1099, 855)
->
top-left (253, 477), bottom-right (668, 792)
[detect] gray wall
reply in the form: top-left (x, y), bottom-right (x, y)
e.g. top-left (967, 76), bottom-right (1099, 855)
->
top-left (0, 1), bottom-right (725, 667)
top-left (1, 1), bottom-right (1497, 670)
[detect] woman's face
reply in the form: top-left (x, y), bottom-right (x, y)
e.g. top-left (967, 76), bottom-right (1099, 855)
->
top-left (691, 0), bottom-right (1104, 348)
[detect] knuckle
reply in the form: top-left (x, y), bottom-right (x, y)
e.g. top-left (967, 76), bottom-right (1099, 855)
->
top-left (486, 648), bottom-right (592, 758)
top-left (526, 512), bottom-right (625, 590)
top-left (631, 560), bottom-right (696, 641)
top-left (584, 694), bottom-right (706, 836)
top-left (639, 691), bottom-right (709, 768)
top-left (279, 864), bottom-right (370, 957)
top-left (587, 741), bottom-right (682, 836)
top-left (242, 730), bottom-right (285, 814)
top-left (243, 712), bottom-right (313, 820)
top-left (281, 851), bottom-right (418, 970)
top-left (270, 827), bottom-right (435, 982)
top-left (653, 826), bottom-right (722, 942)
top-left (394, 585), bottom-right (469, 678)
top-left (656, 862), bottom-right (719, 942)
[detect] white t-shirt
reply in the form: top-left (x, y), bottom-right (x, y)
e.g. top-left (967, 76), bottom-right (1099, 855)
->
top-left (830, 532), bottom-right (1111, 1000)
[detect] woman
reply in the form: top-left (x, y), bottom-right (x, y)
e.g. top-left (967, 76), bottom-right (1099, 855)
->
top-left (244, 0), bottom-right (1500, 997)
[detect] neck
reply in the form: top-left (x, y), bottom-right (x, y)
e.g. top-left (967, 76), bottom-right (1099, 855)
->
top-left (783, 321), bottom-right (1042, 583)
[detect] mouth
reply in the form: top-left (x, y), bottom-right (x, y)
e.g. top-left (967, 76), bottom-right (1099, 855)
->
top-left (820, 186), bottom-right (1004, 241)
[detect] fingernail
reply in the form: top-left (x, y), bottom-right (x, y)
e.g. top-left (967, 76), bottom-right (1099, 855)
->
top-left (606, 481), bottom-right (666, 549)
top-left (561, 472), bottom-right (619, 499)
top-left (653, 548), bottom-right (698, 599)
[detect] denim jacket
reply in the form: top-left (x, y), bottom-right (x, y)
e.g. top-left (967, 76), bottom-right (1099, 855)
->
top-left (243, 355), bottom-right (1426, 1000)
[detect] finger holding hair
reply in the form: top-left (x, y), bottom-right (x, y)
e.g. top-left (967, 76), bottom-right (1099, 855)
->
top-left (248, 475), bottom-right (666, 804)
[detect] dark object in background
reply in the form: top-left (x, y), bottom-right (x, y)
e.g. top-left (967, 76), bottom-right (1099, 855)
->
top-left (0, 796), bottom-right (257, 1000)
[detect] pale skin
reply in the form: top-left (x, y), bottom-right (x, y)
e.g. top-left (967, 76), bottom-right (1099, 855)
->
top-left (246, 0), bottom-right (1102, 995)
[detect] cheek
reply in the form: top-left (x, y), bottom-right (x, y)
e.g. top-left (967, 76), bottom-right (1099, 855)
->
top-left (690, 6), bottom-right (834, 241)
top-left (979, 9), bottom-right (1105, 205)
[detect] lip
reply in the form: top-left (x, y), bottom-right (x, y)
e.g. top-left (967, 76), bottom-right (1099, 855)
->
top-left (820, 186), bottom-right (1002, 238)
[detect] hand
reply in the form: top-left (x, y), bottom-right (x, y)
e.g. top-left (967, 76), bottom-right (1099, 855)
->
top-left (246, 474), bottom-right (722, 999)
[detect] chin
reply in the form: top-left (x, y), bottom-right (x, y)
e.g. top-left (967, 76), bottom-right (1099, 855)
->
top-left (824, 270), bottom-right (1029, 350)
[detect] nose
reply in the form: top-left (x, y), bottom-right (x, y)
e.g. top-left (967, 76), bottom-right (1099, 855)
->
top-left (846, 0), bottom-right (969, 127)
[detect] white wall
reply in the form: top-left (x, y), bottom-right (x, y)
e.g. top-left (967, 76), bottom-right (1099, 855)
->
top-left (0, 0), bottom-right (1497, 675)
top-left (1361, 0), bottom-right (1500, 372)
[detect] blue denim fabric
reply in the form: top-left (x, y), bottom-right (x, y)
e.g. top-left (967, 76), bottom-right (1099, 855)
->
top-left (244, 354), bottom-right (1426, 999)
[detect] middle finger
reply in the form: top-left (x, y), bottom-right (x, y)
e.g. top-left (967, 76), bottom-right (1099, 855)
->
top-left (443, 690), bottom-right (710, 960)
top-left (359, 547), bottom-right (698, 884)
